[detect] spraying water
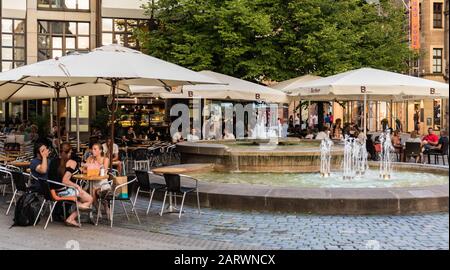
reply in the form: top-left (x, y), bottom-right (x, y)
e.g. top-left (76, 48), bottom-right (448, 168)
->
top-left (320, 137), bottom-right (334, 177)
top-left (379, 130), bottom-right (394, 180)
top-left (342, 135), bottom-right (368, 180)
top-left (343, 135), bottom-right (355, 180)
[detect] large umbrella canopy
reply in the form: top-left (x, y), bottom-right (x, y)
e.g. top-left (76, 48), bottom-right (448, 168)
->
top-left (271, 75), bottom-right (322, 94)
top-left (0, 54), bottom-right (131, 102)
top-left (0, 45), bottom-right (221, 102)
top-left (139, 70), bottom-right (289, 103)
top-left (291, 68), bottom-right (449, 101)
top-left (0, 45), bottom-right (221, 163)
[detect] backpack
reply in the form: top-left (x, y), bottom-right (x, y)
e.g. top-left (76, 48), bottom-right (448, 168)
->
top-left (12, 192), bottom-right (42, 227)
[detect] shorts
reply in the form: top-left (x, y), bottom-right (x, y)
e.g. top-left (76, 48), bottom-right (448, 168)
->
top-left (93, 179), bottom-right (112, 192)
top-left (57, 188), bottom-right (78, 197)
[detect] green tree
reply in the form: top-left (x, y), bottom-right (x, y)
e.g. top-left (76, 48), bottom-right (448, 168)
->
top-left (137, 0), bottom-right (417, 82)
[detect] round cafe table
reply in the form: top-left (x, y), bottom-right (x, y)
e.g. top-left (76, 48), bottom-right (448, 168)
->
top-left (72, 174), bottom-right (109, 196)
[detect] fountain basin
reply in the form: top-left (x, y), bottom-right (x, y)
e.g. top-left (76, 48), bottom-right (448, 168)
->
top-left (177, 138), bottom-right (344, 173)
top-left (151, 162), bottom-right (449, 215)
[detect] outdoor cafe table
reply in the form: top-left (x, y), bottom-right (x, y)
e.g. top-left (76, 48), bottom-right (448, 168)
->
top-left (72, 174), bottom-right (109, 195)
top-left (0, 156), bottom-right (15, 164)
top-left (7, 160), bottom-right (31, 170)
top-left (152, 163), bottom-right (213, 214)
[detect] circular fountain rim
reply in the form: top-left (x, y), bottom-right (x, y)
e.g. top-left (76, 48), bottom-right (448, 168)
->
top-left (158, 162), bottom-right (449, 215)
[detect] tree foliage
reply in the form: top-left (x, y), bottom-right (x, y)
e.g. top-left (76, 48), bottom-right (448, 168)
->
top-left (137, 0), bottom-right (417, 83)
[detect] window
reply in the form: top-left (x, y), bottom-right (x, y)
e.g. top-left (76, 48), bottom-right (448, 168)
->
top-left (37, 0), bottom-right (90, 11)
top-left (38, 21), bottom-right (90, 61)
top-left (433, 3), bottom-right (443, 29)
top-left (433, 48), bottom-right (443, 73)
top-left (2, 0), bottom-right (27, 11)
top-left (1, 18), bottom-right (26, 72)
top-left (101, 18), bottom-right (149, 49)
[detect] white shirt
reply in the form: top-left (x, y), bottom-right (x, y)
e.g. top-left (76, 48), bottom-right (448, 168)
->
top-left (187, 134), bottom-right (200, 142)
top-left (102, 143), bottom-right (119, 156)
top-left (294, 117), bottom-right (300, 126)
top-left (315, 132), bottom-right (329, 140)
top-left (172, 132), bottom-right (183, 143)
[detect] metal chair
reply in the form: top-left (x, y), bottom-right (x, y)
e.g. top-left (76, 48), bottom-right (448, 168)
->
top-left (36, 178), bottom-right (80, 229)
top-left (133, 170), bottom-right (166, 214)
top-left (160, 173), bottom-right (200, 219)
top-left (131, 149), bottom-right (150, 172)
top-left (97, 176), bottom-right (140, 227)
top-left (0, 168), bottom-right (14, 197)
top-left (6, 171), bottom-right (30, 215)
top-left (148, 146), bottom-right (163, 167)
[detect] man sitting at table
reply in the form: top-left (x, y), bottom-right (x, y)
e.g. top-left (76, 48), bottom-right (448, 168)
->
top-left (147, 127), bottom-right (159, 141)
top-left (425, 130), bottom-right (448, 155)
top-left (102, 137), bottom-right (122, 175)
top-left (30, 142), bottom-right (51, 192)
top-left (422, 128), bottom-right (439, 152)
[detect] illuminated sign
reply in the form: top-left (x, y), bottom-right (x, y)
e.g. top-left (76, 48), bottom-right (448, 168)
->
top-left (410, 0), bottom-right (420, 50)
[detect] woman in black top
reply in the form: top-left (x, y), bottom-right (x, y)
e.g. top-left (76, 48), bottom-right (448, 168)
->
top-left (49, 142), bottom-right (93, 227)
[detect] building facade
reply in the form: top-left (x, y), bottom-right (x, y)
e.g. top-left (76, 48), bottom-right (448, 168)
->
top-left (0, 0), bottom-right (150, 133)
top-left (414, 0), bottom-right (448, 132)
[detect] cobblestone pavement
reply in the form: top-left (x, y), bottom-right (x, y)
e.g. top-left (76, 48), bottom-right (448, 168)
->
top-left (0, 196), bottom-right (448, 250)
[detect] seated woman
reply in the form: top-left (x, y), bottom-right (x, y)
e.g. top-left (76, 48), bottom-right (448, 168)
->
top-left (48, 142), bottom-right (93, 227)
top-left (84, 143), bottom-right (111, 216)
top-left (391, 130), bottom-right (402, 147)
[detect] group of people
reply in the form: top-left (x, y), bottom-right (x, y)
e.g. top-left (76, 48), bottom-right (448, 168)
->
top-left (0, 121), bottom-right (39, 143)
top-left (115, 126), bottom-right (160, 146)
top-left (30, 140), bottom-right (120, 227)
top-left (390, 128), bottom-right (449, 163)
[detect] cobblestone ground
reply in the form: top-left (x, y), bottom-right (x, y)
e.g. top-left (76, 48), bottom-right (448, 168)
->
top-left (104, 198), bottom-right (449, 250)
top-left (1, 195), bottom-right (448, 250)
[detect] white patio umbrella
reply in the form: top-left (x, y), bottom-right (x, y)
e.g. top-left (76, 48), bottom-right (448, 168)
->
top-left (145, 70), bottom-right (288, 103)
top-left (291, 67), bottom-right (449, 101)
top-left (291, 67), bottom-right (449, 135)
top-left (0, 44), bottom-right (221, 163)
top-left (271, 74), bottom-right (322, 94)
top-left (0, 54), bottom-right (131, 152)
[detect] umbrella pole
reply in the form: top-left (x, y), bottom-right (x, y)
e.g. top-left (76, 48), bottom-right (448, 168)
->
top-left (109, 79), bottom-right (117, 171)
top-left (364, 93), bottom-right (367, 137)
top-left (76, 96), bottom-right (80, 153)
top-left (50, 98), bottom-right (53, 132)
top-left (56, 87), bottom-right (61, 153)
top-left (66, 98), bottom-right (70, 142)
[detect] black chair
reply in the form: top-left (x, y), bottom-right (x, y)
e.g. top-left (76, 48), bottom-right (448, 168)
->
top-left (404, 142), bottom-right (422, 163)
top-left (133, 170), bottom-right (166, 214)
top-left (0, 168), bottom-right (13, 197)
top-left (97, 176), bottom-right (140, 227)
top-left (6, 171), bottom-right (30, 215)
top-left (428, 139), bottom-right (449, 166)
top-left (36, 178), bottom-right (80, 229)
top-left (160, 173), bottom-right (200, 219)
